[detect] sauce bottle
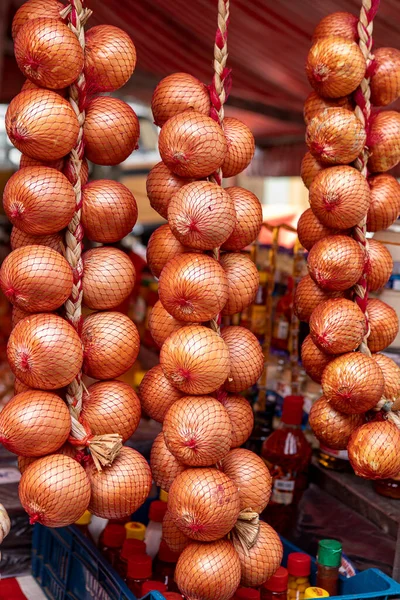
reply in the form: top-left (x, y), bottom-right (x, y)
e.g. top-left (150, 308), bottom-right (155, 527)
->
top-left (233, 587), bottom-right (260, 599)
top-left (145, 500), bottom-right (168, 558)
top-left (316, 540), bottom-right (342, 597)
top-left (116, 538), bottom-right (147, 579)
top-left (251, 271), bottom-right (268, 342)
top-left (125, 521), bottom-right (146, 541)
top-left (154, 539), bottom-right (180, 591)
top-left (304, 588), bottom-right (329, 598)
top-left (99, 524), bottom-right (126, 568)
top-left (271, 277), bottom-right (294, 351)
top-left (261, 566), bottom-right (288, 600)
top-left (126, 554), bottom-right (152, 596)
top-left (141, 580), bottom-right (168, 595)
top-left (75, 510), bottom-right (93, 541)
top-left (287, 553), bottom-right (311, 600)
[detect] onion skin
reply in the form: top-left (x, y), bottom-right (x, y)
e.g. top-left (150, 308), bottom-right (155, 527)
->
top-left (220, 253), bottom-right (259, 316)
top-left (370, 47), bottom-right (400, 107)
top-left (222, 187), bottom-right (263, 251)
top-left (12, 307), bottom-right (30, 330)
top-left (147, 224), bottom-right (192, 279)
top-left (348, 421), bottom-right (400, 480)
top-left (297, 208), bottom-right (343, 251)
top-left (300, 152), bottom-right (325, 189)
top-left (365, 239), bottom-right (393, 291)
top-left (21, 79), bottom-right (67, 97)
top-left (294, 275), bottom-right (342, 323)
top-left (138, 364), bottom-right (183, 422)
top-left (149, 300), bottom-right (189, 348)
top-left (152, 72), bottom-right (211, 128)
top-left (309, 298), bottom-right (366, 355)
top-left (368, 174), bottom-right (400, 232)
top-left (12, 0), bottom-right (64, 40)
top-left (368, 111), bottom-right (400, 173)
top-left (20, 153), bottom-right (64, 171)
top-left (162, 510), bottom-right (191, 553)
top-left (236, 521), bottom-right (283, 587)
top-left (367, 298), bottom-right (399, 352)
top-left (372, 354), bottom-right (400, 403)
top-left (222, 326), bottom-right (264, 393)
top-left (309, 396), bottom-right (364, 450)
top-left (11, 228), bottom-right (63, 254)
top-left (147, 161), bottom-right (192, 220)
top-left (217, 394), bottom-right (254, 448)
top-left (301, 335), bottom-right (333, 384)
top-left (221, 117), bottom-right (255, 178)
top-left (17, 442), bottom-right (77, 474)
top-left (150, 432), bottom-right (185, 492)
top-left (312, 12), bottom-right (358, 42)
top-left (303, 91), bottom-right (353, 125)
top-left (308, 235), bottom-right (364, 291)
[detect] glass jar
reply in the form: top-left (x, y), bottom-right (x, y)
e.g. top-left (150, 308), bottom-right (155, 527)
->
top-left (316, 540), bottom-right (342, 597)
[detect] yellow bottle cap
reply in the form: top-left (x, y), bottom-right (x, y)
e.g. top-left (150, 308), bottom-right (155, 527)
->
top-left (259, 271), bottom-right (268, 284)
top-left (159, 489), bottom-right (168, 502)
top-left (75, 510), bottom-right (91, 526)
top-left (133, 371), bottom-right (146, 388)
top-left (125, 521), bottom-right (146, 540)
top-left (304, 587), bottom-right (330, 598)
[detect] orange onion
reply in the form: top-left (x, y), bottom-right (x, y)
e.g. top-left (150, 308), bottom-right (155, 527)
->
top-left (367, 298), bottom-right (399, 352)
top-left (301, 335), bottom-right (333, 384)
top-left (81, 381), bottom-right (141, 442)
top-left (10, 227), bottom-right (63, 254)
top-left (0, 391), bottom-right (70, 456)
top-left (168, 468), bottom-right (240, 541)
top-left (300, 152), bottom-right (325, 189)
top-left (312, 12), bottom-right (358, 42)
top-left (14, 18), bottom-right (84, 89)
top-left (219, 448), bottom-right (272, 513)
top-left (148, 300), bottom-right (189, 348)
top-left (138, 364), bottom-right (183, 422)
top-left (294, 275), bottom-right (342, 323)
top-left (373, 353), bottom-right (400, 404)
top-left (150, 432), bottom-right (185, 492)
top-left (222, 326), bottom-right (264, 393)
top-left (7, 313), bottom-right (83, 389)
top-left (82, 312), bottom-right (140, 380)
top-left (322, 352), bottom-right (385, 414)
top-left (306, 108), bottom-right (366, 165)
top-left (84, 25), bottom-right (136, 92)
top-left (297, 208), bottom-right (343, 251)
top-left (19, 454), bottom-right (91, 526)
top-left (3, 166), bottom-right (75, 235)
top-left (82, 247), bottom-right (135, 310)
top-left (147, 162), bottom-right (192, 220)
top-left (158, 110), bottom-right (227, 178)
top-left (308, 235), bottom-right (364, 291)
top-left (368, 111), bottom-right (400, 172)
top-left (168, 181), bottom-right (236, 250)
top-left (217, 393), bottom-right (254, 448)
top-left (12, 308), bottom-right (30, 330)
top-left (221, 117), bottom-right (255, 178)
top-left (159, 253), bottom-right (228, 322)
top-left (365, 239), bottom-right (393, 291)
top-left (0, 246), bottom-right (73, 312)
top-left (84, 97), bottom-right (139, 166)
top-left (152, 73), bottom-right (211, 128)
top-left (81, 180), bottom-right (138, 243)
top-left (175, 539), bottom-right (241, 600)
top-left (163, 395), bottom-right (232, 466)
top-left (370, 48), bottom-right (400, 106)
top-left (220, 253), bottom-right (259, 316)
top-left (348, 420), bottom-right (400, 479)
top-left (87, 446), bottom-right (152, 519)
top-left (309, 166), bottom-right (370, 230)
top-left (162, 510), bottom-right (191, 553)
top-left (146, 224), bottom-right (192, 279)
top-left (12, 0), bottom-right (64, 39)
top-left (309, 298), bottom-right (366, 355)
top-left (222, 187), bottom-right (263, 251)
top-left (17, 442), bottom-right (77, 474)
top-left (6, 89), bottom-right (79, 160)
top-left (368, 174), bottom-right (400, 232)
top-left (14, 377), bottom-right (30, 395)
top-left (21, 79), bottom-right (67, 97)
top-left (309, 396), bottom-right (363, 450)
top-left (236, 521), bottom-right (283, 587)
top-left (19, 153), bottom-right (64, 171)
top-left (303, 91), bottom-right (353, 125)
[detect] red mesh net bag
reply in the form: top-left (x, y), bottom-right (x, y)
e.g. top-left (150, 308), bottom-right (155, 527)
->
top-left (12, 307), bottom-right (30, 330)
top-left (308, 395), bottom-right (364, 450)
top-left (367, 174), bottom-right (400, 232)
top-left (18, 442), bottom-right (77, 474)
top-left (12, 0), bottom-right (64, 40)
top-left (307, 235), bottom-right (364, 291)
top-left (300, 152), bottom-right (325, 189)
top-left (312, 12), bottom-right (358, 42)
top-left (348, 420), bottom-right (400, 480)
top-left (300, 334), bottom-right (333, 383)
top-left (220, 253), bottom-right (260, 316)
top-left (150, 432), bottom-right (185, 492)
top-left (217, 393), bottom-right (254, 448)
top-left (221, 326), bottom-right (264, 393)
top-left (10, 227), bottom-right (64, 254)
top-left (138, 364), bottom-right (183, 422)
top-left (368, 111), bottom-right (400, 172)
top-left (222, 187), bottom-right (263, 251)
top-left (294, 275), bottom-right (342, 323)
top-left (309, 297), bottom-right (366, 355)
top-left (366, 298), bottom-right (399, 352)
top-left (221, 117), bottom-right (255, 178)
top-left (365, 239), bottom-right (393, 291)
top-left (148, 300), bottom-right (189, 348)
top-left (303, 91), bottom-right (353, 125)
top-left (146, 161), bottom-right (192, 220)
top-left (370, 47), bottom-right (400, 106)
top-left (373, 353), bottom-right (400, 402)
top-left (19, 153), bottom-right (65, 171)
top-left (146, 224), bottom-right (192, 279)
top-left (151, 72), bottom-right (211, 127)
top-left (235, 521), bottom-right (283, 587)
top-left (162, 510), bottom-right (190, 553)
top-left (81, 311), bottom-right (140, 379)
top-left (296, 208), bottom-right (345, 251)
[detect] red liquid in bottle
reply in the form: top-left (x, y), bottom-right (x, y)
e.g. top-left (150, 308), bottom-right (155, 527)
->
top-left (126, 554), bottom-right (152, 596)
top-left (153, 540), bottom-right (180, 592)
top-left (99, 524), bottom-right (126, 568)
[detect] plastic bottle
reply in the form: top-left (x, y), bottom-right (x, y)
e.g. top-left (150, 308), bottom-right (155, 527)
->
top-left (153, 540), bottom-right (180, 591)
top-left (287, 553), bottom-right (311, 600)
top-left (141, 580), bottom-right (168, 595)
top-left (251, 271), bottom-right (268, 342)
top-left (116, 538), bottom-right (147, 579)
top-left (125, 521), bottom-right (146, 541)
top-left (304, 587), bottom-right (329, 598)
top-left (271, 277), bottom-right (293, 351)
top-left (99, 524), bottom-right (126, 568)
top-left (75, 510), bottom-right (94, 542)
top-left (126, 554), bottom-right (152, 596)
top-left (233, 586), bottom-right (260, 599)
top-left (316, 540), bottom-right (342, 597)
top-left (145, 500), bottom-right (168, 558)
top-left (261, 566), bottom-right (288, 599)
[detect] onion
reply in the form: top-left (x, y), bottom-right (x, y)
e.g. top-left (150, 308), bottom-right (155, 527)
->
top-left (163, 510), bottom-right (191, 553)
top-left (367, 298), bottom-right (399, 352)
top-left (297, 208), bottom-right (342, 251)
top-left (14, 377), bottom-right (30, 395)
top-left (11, 228), bottom-right (63, 254)
top-left (14, 18), bottom-right (83, 89)
top-left (148, 300), bottom-right (189, 348)
top-left (147, 161), bottom-right (192, 219)
top-left (236, 521), bottom-right (283, 587)
top-left (303, 91), bottom-right (353, 125)
top-left (308, 235), bottom-right (364, 291)
top-left (220, 253), bottom-right (259, 316)
top-left (18, 442), bottom-right (77, 474)
top-left (306, 108), bottom-right (366, 165)
top-left (81, 180), bottom-right (138, 243)
top-left (175, 539), bottom-right (241, 600)
top-left (159, 253), bottom-right (228, 322)
top-left (163, 395), bottom-right (232, 466)
top-left (138, 364), bottom-right (183, 422)
top-left (368, 111), bottom-right (400, 173)
top-left (309, 396), bottom-right (363, 450)
top-left (82, 312), bottom-right (140, 380)
top-left (168, 468), bottom-right (240, 541)
top-left (21, 79), bottom-right (67, 97)
top-left (309, 298), bottom-right (366, 355)
top-left (348, 420), bottom-right (400, 479)
top-left (84, 25), bottom-right (136, 92)
top-left (219, 448), bottom-right (271, 513)
top-left (152, 73), bottom-right (211, 128)
top-left (7, 313), bottom-right (83, 389)
top-left (365, 239), bottom-right (393, 291)
top-left (222, 187), bottom-right (263, 251)
top-left (322, 352), bottom-right (385, 414)
top-left (0, 246), bottom-right (73, 312)
top-left (150, 432), bottom-right (185, 492)
top-left (300, 152), bottom-right (325, 189)
top-left (19, 454), bottom-right (91, 526)
top-left (12, 0), bottom-right (64, 39)
top-left (147, 224), bottom-right (191, 279)
top-left (5, 89), bottom-right (79, 160)
top-left (370, 48), bottom-right (400, 106)
top-left (301, 335), bottom-right (333, 383)
top-left (12, 307), bottom-right (30, 330)
top-left (158, 110), bottom-right (227, 178)
top-left (294, 275), bottom-right (342, 323)
top-left (312, 12), bottom-right (358, 42)
top-left (84, 97), bottom-right (140, 166)
top-left (168, 181), bottom-right (236, 250)
top-left (0, 391), bottom-right (70, 456)
top-left (20, 153), bottom-right (64, 171)
top-left (221, 326), bottom-right (264, 393)
top-left (368, 174), bottom-right (400, 232)
top-left (87, 446), bottom-right (152, 519)
top-left (81, 380), bottom-right (141, 442)
top-left (372, 353), bottom-right (400, 403)
top-left (217, 393), bottom-right (254, 448)
top-left (82, 247), bottom-right (136, 310)
top-left (221, 117), bottom-right (255, 178)
top-left (309, 166), bottom-right (370, 229)
top-left (3, 166), bottom-right (75, 235)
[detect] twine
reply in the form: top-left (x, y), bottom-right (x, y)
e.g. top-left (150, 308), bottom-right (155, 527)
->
top-left (230, 508), bottom-right (260, 554)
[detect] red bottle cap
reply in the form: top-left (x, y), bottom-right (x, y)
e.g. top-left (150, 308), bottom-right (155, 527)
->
top-left (120, 538), bottom-right (147, 560)
top-left (102, 524), bottom-right (126, 548)
top-left (262, 567), bottom-right (289, 592)
top-left (164, 594), bottom-right (183, 599)
top-left (127, 554), bottom-right (152, 579)
top-left (158, 539), bottom-right (180, 563)
top-left (141, 580), bottom-right (168, 594)
top-left (149, 500), bottom-right (168, 522)
top-left (281, 395), bottom-right (304, 425)
top-left (287, 552), bottom-right (311, 576)
top-left (233, 587), bottom-right (260, 599)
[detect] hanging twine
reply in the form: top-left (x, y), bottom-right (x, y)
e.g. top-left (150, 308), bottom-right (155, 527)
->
top-left (230, 508), bottom-right (260, 554)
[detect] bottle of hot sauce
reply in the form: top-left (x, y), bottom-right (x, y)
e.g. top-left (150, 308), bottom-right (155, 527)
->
top-left (271, 277), bottom-right (294, 352)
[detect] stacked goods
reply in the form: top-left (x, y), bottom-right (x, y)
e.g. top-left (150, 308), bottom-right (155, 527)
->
top-left (0, 0), bottom-right (151, 527)
top-left (297, 7), bottom-right (400, 480)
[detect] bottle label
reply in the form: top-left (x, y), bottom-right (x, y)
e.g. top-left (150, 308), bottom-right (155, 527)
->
top-left (273, 319), bottom-right (289, 340)
top-left (270, 473), bottom-right (295, 505)
top-left (320, 445), bottom-right (349, 460)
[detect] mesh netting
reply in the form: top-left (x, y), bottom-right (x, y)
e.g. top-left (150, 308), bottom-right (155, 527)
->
top-left (3, 166), bottom-right (75, 235)
top-left (146, 161), bottom-right (192, 220)
top-left (146, 224), bottom-right (191, 279)
top-left (11, 227), bottom-right (64, 254)
top-left (0, 245), bottom-right (73, 312)
top-left (300, 334), bottom-right (333, 384)
top-left (308, 234), bottom-right (364, 291)
top-left (17, 442), bottom-right (77, 475)
top-left (150, 432), bottom-right (186, 492)
top-left (138, 364), bottom-right (183, 422)
top-left (82, 247), bottom-right (136, 310)
top-left (366, 298), bottom-right (399, 352)
top-left (303, 91), bottom-right (353, 125)
top-left (221, 117), bottom-right (255, 178)
top-left (294, 274), bottom-right (342, 323)
top-left (21, 79), bottom-right (67, 97)
top-left (7, 313), bottom-right (83, 389)
top-left (220, 252), bottom-right (260, 316)
top-left (162, 510), bottom-right (191, 553)
top-left (12, 0), bottom-right (64, 40)
top-left (218, 394), bottom-right (254, 448)
top-left (221, 326), bottom-right (264, 393)
top-left (309, 297), bottom-right (366, 355)
top-left (297, 208), bottom-right (345, 251)
top-left (81, 180), bottom-right (138, 243)
top-left (12, 304), bottom-right (29, 328)
top-left (163, 395), bottom-right (232, 466)
top-left (367, 174), bottom-right (400, 232)
top-left (222, 187), bottom-right (263, 251)
top-left (300, 152), bottom-right (325, 190)
top-left (312, 11), bottom-right (358, 42)
top-left (373, 353), bottom-right (400, 402)
top-left (19, 153), bottom-right (65, 171)
top-left (348, 421), bottom-right (400, 480)
top-left (81, 311), bottom-right (140, 380)
top-left (308, 395), bottom-right (363, 451)
top-left (365, 239), bottom-right (393, 291)
top-left (148, 300), bottom-right (189, 348)
top-left (235, 521), bottom-right (283, 587)
top-left (367, 111), bottom-right (400, 172)
top-left (168, 467), bottom-right (240, 541)
top-left (370, 47), bottom-right (400, 107)
top-left (5, 89), bottom-right (79, 160)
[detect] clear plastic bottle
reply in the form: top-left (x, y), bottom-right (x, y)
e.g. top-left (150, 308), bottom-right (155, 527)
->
top-left (261, 566), bottom-right (288, 600)
top-left (99, 524), bottom-right (125, 568)
top-left (154, 540), bottom-right (180, 592)
top-left (145, 500), bottom-right (168, 558)
top-left (287, 553), bottom-right (311, 600)
top-left (141, 580), bottom-right (168, 595)
top-left (116, 538), bottom-right (147, 579)
top-left (125, 521), bottom-right (146, 541)
top-left (316, 540), bottom-right (342, 597)
top-left (126, 554), bottom-right (152, 596)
